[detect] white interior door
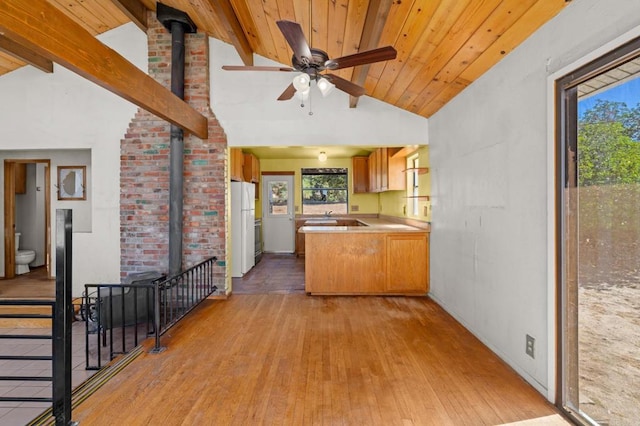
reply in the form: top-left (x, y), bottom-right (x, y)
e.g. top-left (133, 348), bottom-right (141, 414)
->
top-left (262, 174), bottom-right (295, 253)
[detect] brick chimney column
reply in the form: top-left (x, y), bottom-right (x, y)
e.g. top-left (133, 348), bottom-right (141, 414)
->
top-left (120, 13), bottom-right (226, 291)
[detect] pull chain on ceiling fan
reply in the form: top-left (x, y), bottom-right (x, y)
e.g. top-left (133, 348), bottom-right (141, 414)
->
top-left (221, 5), bottom-right (397, 105)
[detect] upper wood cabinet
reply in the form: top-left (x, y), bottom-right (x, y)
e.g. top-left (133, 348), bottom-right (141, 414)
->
top-left (15, 163), bottom-right (26, 194)
top-left (243, 153), bottom-right (260, 183)
top-left (386, 148), bottom-right (406, 191)
top-left (367, 148), bottom-right (406, 193)
top-left (352, 156), bottom-right (369, 193)
top-left (230, 148), bottom-right (244, 182)
top-left (368, 149), bottom-right (379, 193)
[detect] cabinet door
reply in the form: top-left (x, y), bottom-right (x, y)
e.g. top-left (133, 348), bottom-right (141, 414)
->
top-left (368, 150), bottom-right (378, 192)
top-left (295, 221), bottom-right (306, 256)
top-left (230, 148), bottom-right (244, 181)
top-left (252, 155), bottom-right (260, 182)
top-left (243, 153), bottom-right (258, 183)
top-left (352, 156), bottom-right (369, 193)
top-left (385, 233), bottom-right (428, 293)
top-left (379, 148), bottom-right (389, 191)
top-left (387, 149), bottom-right (406, 191)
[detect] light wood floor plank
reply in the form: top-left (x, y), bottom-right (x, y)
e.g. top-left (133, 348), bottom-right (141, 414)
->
top-left (73, 294), bottom-right (561, 425)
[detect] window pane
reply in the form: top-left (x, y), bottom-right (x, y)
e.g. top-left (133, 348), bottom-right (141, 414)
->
top-left (301, 168), bottom-right (348, 214)
top-left (268, 180), bottom-right (289, 215)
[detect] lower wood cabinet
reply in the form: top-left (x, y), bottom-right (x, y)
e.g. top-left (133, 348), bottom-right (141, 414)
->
top-left (295, 220), bottom-right (306, 257)
top-left (304, 231), bottom-right (429, 295)
top-left (385, 234), bottom-right (428, 292)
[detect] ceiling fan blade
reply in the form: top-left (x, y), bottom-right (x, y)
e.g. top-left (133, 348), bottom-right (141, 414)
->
top-left (326, 46), bottom-right (397, 70)
top-left (325, 74), bottom-right (366, 97)
top-left (277, 83), bottom-right (296, 101)
top-left (222, 65), bottom-right (295, 72)
top-left (276, 20), bottom-right (312, 62)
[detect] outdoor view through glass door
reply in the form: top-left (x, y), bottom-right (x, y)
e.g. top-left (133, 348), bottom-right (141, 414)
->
top-left (559, 41), bottom-right (640, 425)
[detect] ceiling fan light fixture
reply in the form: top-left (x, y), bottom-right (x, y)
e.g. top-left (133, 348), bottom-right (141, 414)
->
top-left (292, 73), bottom-right (311, 92)
top-left (296, 89), bottom-right (310, 101)
top-left (317, 78), bottom-right (335, 97)
top-left (318, 151), bottom-right (327, 162)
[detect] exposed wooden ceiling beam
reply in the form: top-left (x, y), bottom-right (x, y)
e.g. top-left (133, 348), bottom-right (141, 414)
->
top-left (206, 0), bottom-right (253, 66)
top-left (0, 36), bottom-right (53, 73)
top-left (349, 0), bottom-right (393, 109)
top-left (110, 0), bottom-right (148, 32)
top-left (0, 0), bottom-right (208, 139)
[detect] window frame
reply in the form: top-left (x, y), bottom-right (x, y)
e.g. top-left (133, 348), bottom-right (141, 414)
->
top-left (300, 168), bottom-right (349, 215)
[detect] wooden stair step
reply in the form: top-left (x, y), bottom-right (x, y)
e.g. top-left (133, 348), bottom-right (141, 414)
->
top-left (0, 305), bottom-right (53, 328)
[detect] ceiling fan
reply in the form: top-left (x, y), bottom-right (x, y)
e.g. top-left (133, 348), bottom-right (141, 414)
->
top-left (222, 20), bottom-right (397, 101)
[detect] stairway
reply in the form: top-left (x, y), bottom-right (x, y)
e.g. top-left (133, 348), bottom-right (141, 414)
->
top-left (0, 304), bottom-right (53, 328)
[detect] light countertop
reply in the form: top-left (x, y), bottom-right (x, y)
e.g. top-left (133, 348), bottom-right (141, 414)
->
top-left (299, 217), bottom-right (428, 234)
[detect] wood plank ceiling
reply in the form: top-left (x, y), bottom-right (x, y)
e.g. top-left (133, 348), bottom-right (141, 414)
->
top-left (0, 0), bottom-right (570, 119)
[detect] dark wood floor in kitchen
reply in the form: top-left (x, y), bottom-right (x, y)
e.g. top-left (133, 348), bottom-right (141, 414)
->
top-left (232, 253), bottom-right (305, 294)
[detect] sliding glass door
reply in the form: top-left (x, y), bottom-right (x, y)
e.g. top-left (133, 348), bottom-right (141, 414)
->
top-left (557, 39), bottom-right (640, 425)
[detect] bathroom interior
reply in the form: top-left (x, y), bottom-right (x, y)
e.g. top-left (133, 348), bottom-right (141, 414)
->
top-left (13, 162), bottom-right (48, 276)
top-left (1, 149), bottom-right (91, 283)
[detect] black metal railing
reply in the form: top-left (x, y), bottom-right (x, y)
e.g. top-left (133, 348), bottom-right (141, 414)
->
top-left (84, 256), bottom-right (218, 369)
top-left (83, 280), bottom-right (160, 370)
top-left (158, 256), bottom-right (218, 333)
top-left (0, 299), bottom-right (55, 404)
top-left (0, 209), bottom-right (75, 425)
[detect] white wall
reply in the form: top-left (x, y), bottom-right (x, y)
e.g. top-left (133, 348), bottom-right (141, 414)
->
top-left (209, 38), bottom-right (428, 147)
top-left (0, 23), bottom-right (147, 295)
top-left (428, 0), bottom-right (640, 399)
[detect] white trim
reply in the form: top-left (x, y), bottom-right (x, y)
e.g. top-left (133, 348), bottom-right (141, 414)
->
top-left (545, 24), bottom-right (640, 403)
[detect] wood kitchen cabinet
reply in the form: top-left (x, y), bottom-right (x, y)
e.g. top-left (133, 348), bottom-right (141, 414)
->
top-left (243, 153), bottom-right (260, 183)
top-left (385, 233), bottom-right (428, 292)
top-left (230, 148), bottom-right (244, 182)
top-left (304, 230), bottom-right (429, 295)
top-left (367, 148), bottom-right (405, 193)
top-left (368, 149), bottom-right (379, 192)
top-left (352, 156), bottom-right (369, 193)
top-left (295, 220), bottom-right (306, 257)
top-left (386, 148), bottom-right (406, 191)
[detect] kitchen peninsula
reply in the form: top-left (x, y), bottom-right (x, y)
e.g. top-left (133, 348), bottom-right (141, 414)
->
top-left (300, 218), bottom-right (429, 295)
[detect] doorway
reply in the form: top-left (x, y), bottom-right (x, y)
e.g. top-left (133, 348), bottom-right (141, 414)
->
top-left (557, 37), bottom-right (640, 424)
top-left (3, 159), bottom-right (51, 279)
top-left (261, 173), bottom-right (295, 253)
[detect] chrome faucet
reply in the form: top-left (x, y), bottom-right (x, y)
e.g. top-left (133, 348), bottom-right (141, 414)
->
top-left (324, 211), bottom-right (333, 217)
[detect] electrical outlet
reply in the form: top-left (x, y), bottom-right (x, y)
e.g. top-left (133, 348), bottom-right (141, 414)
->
top-left (526, 334), bottom-right (535, 358)
top-left (423, 205), bottom-right (429, 216)
top-left (351, 205), bottom-right (359, 212)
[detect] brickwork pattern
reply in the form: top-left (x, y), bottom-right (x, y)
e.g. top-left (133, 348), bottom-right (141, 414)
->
top-left (120, 13), bottom-right (226, 291)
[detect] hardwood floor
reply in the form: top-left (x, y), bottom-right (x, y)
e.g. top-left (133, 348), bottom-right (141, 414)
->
top-left (73, 256), bottom-right (565, 425)
top-left (0, 267), bottom-right (54, 299)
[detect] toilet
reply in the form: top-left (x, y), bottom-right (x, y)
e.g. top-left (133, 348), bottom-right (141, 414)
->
top-left (15, 232), bottom-right (36, 275)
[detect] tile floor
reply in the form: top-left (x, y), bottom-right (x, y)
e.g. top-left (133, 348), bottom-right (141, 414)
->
top-left (0, 319), bottom-right (95, 425)
top-left (0, 268), bottom-right (95, 426)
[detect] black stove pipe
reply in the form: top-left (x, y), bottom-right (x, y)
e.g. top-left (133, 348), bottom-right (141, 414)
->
top-left (157, 4), bottom-right (197, 276)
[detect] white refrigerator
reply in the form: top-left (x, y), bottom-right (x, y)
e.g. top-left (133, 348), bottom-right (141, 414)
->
top-left (231, 181), bottom-right (256, 277)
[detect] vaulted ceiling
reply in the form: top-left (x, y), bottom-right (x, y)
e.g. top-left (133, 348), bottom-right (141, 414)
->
top-left (0, 0), bottom-right (569, 119)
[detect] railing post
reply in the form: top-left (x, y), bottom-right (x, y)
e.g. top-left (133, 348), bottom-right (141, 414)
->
top-left (149, 282), bottom-right (166, 354)
top-left (53, 209), bottom-right (76, 425)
